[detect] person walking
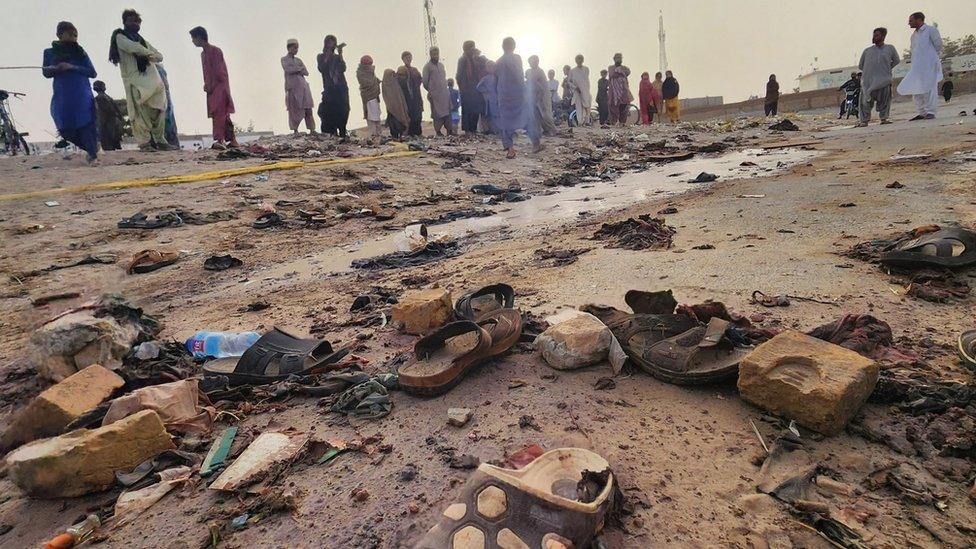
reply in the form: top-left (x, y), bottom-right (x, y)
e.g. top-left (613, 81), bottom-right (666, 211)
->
top-left (476, 61), bottom-right (499, 134)
top-left (281, 39), bottom-right (316, 134)
top-left (455, 41), bottom-right (486, 137)
top-left (607, 53), bottom-right (632, 126)
top-left (495, 37), bottom-right (539, 158)
top-left (423, 47), bottom-right (454, 136)
top-left (568, 55), bottom-right (592, 125)
top-left (317, 35), bottom-right (350, 137)
top-left (897, 11), bottom-right (943, 120)
top-left (526, 55), bottom-right (556, 136)
top-left (93, 80), bottom-right (124, 151)
top-left (857, 27), bottom-right (899, 127)
top-left (190, 26), bottom-right (238, 149)
top-left (662, 70), bottom-right (681, 123)
top-left (764, 75), bottom-right (780, 116)
top-left (356, 55), bottom-right (382, 140)
top-left (43, 21), bottom-right (99, 164)
top-left (109, 9), bottom-right (169, 150)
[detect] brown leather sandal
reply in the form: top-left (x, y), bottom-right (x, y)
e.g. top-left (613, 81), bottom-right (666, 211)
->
top-left (477, 308), bottom-right (523, 358)
top-left (127, 249), bottom-right (180, 274)
top-left (398, 321), bottom-right (493, 396)
top-left (415, 448), bottom-right (614, 549)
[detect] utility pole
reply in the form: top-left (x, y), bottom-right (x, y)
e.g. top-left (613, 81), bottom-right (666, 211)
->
top-left (423, 0), bottom-right (438, 50)
top-left (658, 11), bottom-right (669, 73)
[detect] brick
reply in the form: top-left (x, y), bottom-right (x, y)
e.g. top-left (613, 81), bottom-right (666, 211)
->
top-left (392, 288), bottom-right (453, 335)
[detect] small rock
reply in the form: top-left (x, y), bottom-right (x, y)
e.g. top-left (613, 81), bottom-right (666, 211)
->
top-left (447, 408), bottom-right (472, 427)
top-left (351, 487), bottom-right (370, 502)
top-left (448, 454), bottom-right (480, 469)
top-left (399, 463), bottom-right (418, 481)
top-left (408, 501), bottom-right (420, 514)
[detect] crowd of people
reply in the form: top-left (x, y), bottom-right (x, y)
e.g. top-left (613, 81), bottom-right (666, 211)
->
top-left (38, 9), bottom-right (952, 165)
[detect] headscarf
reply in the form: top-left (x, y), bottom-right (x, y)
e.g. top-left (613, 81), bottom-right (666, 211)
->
top-left (109, 28), bottom-right (149, 72)
top-left (50, 40), bottom-right (88, 63)
top-left (382, 68), bottom-right (410, 127)
top-left (357, 61), bottom-right (381, 117)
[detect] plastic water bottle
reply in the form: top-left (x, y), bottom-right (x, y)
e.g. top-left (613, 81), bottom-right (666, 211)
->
top-left (185, 331), bottom-right (260, 359)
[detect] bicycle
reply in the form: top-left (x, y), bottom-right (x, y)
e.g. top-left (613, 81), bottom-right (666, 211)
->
top-left (0, 89), bottom-right (31, 156)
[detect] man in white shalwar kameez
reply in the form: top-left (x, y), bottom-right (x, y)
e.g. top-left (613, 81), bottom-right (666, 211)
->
top-left (896, 12), bottom-right (943, 120)
top-left (569, 55), bottom-right (592, 126)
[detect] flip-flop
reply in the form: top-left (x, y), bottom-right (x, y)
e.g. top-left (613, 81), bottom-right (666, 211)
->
top-left (127, 250), bottom-right (180, 274)
top-left (415, 447), bottom-right (614, 549)
top-left (253, 212), bottom-right (283, 229)
top-left (454, 283), bottom-right (515, 321)
top-left (634, 317), bottom-right (750, 385)
top-left (477, 308), bottom-right (523, 358)
top-left (958, 330), bottom-right (976, 371)
top-left (118, 211), bottom-right (183, 229)
top-left (398, 321), bottom-right (493, 396)
top-left (879, 227), bottom-right (976, 269)
top-left (202, 327), bottom-right (348, 386)
top-left (203, 255), bottom-right (243, 271)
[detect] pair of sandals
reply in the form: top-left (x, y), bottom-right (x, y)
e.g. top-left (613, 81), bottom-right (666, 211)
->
top-left (879, 227), bottom-right (976, 269)
top-left (415, 447), bottom-right (614, 549)
top-left (399, 284), bottom-right (522, 396)
top-left (583, 289), bottom-right (749, 385)
top-left (202, 327), bottom-right (348, 386)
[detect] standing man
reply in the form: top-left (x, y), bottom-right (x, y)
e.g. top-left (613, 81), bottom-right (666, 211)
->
top-left (596, 69), bottom-right (609, 125)
top-left (942, 74), bottom-right (954, 103)
top-left (496, 37), bottom-right (540, 158)
top-left (662, 70), bottom-right (681, 123)
top-left (398, 51), bottom-right (424, 137)
top-left (547, 70), bottom-right (560, 111)
top-left (423, 47), bottom-right (454, 136)
top-left (317, 35), bottom-right (350, 137)
top-left (93, 80), bottom-right (124, 151)
top-left (476, 61), bottom-right (499, 133)
top-left (857, 28), bottom-right (900, 127)
top-left (764, 75), bottom-right (780, 116)
top-left (281, 39), bottom-right (316, 135)
top-left (897, 12), bottom-right (942, 120)
top-left (456, 41), bottom-right (486, 137)
top-left (109, 9), bottom-right (169, 150)
top-left (561, 65), bottom-right (574, 114)
top-left (607, 53), bottom-right (632, 126)
top-left (190, 27), bottom-right (237, 149)
top-left (526, 56), bottom-right (556, 136)
top-left (356, 55), bottom-right (382, 140)
top-left (43, 21), bottom-right (99, 165)
top-left (651, 72), bottom-right (665, 122)
top-left (569, 55), bottom-right (592, 126)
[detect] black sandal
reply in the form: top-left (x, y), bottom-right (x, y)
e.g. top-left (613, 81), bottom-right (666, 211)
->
top-left (879, 227), bottom-right (976, 269)
top-left (202, 327), bottom-right (348, 386)
top-left (454, 283), bottom-right (515, 321)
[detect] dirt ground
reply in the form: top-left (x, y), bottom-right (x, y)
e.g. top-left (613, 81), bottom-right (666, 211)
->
top-left (1, 96), bottom-right (975, 548)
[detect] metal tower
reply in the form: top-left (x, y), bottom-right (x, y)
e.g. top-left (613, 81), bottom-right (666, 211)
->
top-left (423, 0), bottom-right (438, 50)
top-left (658, 12), bottom-right (668, 72)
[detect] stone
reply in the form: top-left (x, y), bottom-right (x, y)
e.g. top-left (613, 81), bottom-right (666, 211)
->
top-left (5, 410), bottom-right (174, 498)
top-left (447, 408), bottom-right (472, 427)
top-left (738, 331), bottom-right (879, 436)
top-left (0, 364), bottom-right (124, 452)
top-left (535, 312), bottom-right (611, 370)
top-left (391, 288), bottom-right (453, 335)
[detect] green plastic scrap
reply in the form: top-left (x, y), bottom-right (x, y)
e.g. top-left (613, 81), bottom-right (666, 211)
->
top-left (200, 426), bottom-right (238, 477)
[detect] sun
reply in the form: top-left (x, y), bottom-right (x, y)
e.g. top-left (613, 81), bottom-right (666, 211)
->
top-left (517, 33), bottom-right (544, 56)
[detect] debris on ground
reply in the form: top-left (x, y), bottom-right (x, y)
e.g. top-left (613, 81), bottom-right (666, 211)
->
top-left (592, 215), bottom-right (676, 250)
top-left (447, 407), bottom-right (472, 427)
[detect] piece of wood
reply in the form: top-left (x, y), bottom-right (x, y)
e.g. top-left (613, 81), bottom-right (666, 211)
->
top-left (759, 139), bottom-right (823, 150)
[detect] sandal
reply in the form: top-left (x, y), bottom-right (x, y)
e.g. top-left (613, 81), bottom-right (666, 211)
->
top-left (203, 254), bottom-right (243, 271)
top-left (635, 317), bottom-right (749, 385)
top-left (879, 227), bottom-right (976, 269)
top-left (202, 327), bottom-right (348, 386)
top-left (398, 321), bottom-right (493, 396)
top-left (477, 308), bottom-right (523, 358)
top-left (959, 330), bottom-right (976, 372)
top-left (751, 291), bottom-right (790, 307)
top-left (127, 249), bottom-right (180, 274)
top-left (454, 283), bottom-right (515, 321)
top-left (253, 212), bottom-right (283, 229)
top-left (118, 211), bottom-right (183, 229)
top-left (415, 448), bottom-right (614, 549)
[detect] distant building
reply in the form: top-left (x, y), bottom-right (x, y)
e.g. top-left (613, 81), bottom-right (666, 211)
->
top-left (797, 52), bottom-right (976, 92)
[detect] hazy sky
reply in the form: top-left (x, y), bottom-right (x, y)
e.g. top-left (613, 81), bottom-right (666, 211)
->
top-left (3, 0), bottom-right (973, 139)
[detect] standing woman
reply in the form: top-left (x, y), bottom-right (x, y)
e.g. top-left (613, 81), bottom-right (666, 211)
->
top-left (382, 68), bottom-right (410, 140)
top-left (317, 35), bottom-right (349, 137)
top-left (43, 22), bottom-right (99, 165)
top-left (281, 38), bottom-right (316, 134)
top-left (356, 55), bottom-right (382, 140)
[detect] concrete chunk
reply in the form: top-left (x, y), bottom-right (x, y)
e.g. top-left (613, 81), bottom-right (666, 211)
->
top-left (5, 410), bottom-right (174, 498)
top-left (392, 288), bottom-right (453, 335)
top-left (738, 331), bottom-right (879, 436)
top-left (536, 313), bottom-right (611, 370)
top-left (0, 364), bottom-right (124, 453)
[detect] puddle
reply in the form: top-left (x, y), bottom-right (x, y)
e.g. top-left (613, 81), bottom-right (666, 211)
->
top-left (258, 148), bottom-right (819, 279)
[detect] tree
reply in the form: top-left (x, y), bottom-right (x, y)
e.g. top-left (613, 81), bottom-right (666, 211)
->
top-left (904, 34), bottom-right (976, 61)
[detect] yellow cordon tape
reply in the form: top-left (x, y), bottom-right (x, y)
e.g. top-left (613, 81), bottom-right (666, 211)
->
top-left (0, 148), bottom-right (421, 203)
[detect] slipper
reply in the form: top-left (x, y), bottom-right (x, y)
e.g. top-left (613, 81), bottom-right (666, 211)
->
top-left (203, 254), bottom-right (243, 271)
top-left (202, 327), bottom-right (348, 386)
top-left (127, 250), bottom-right (180, 274)
top-left (454, 283), bottom-right (515, 321)
top-left (879, 227), bottom-right (976, 269)
top-left (633, 317), bottom-right (749, 385)
top-left (751, 290), bottom-right (790, 307)
top-left (415, 448), bottom-right (614, 549)
top-left (118, 211), bottom-right (183, 229)
top-left (477, 308), bottom-right (523, 358)
top-left (398, 321), bottom-right (493, 396)
top-left (959, 330), bottom-right (976, 372)
top-left (253, 212), bottom-right (283, 229)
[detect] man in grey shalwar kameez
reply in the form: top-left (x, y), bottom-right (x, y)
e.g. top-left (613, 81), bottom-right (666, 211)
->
top-left (422, 47), bottom-right (454, 136)
top-left (857, 27), bottom-right (900, 127)
top-left (495, 37), bottom-right (540, 158)
top-left (526, 56), bottom-right (556, 136)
